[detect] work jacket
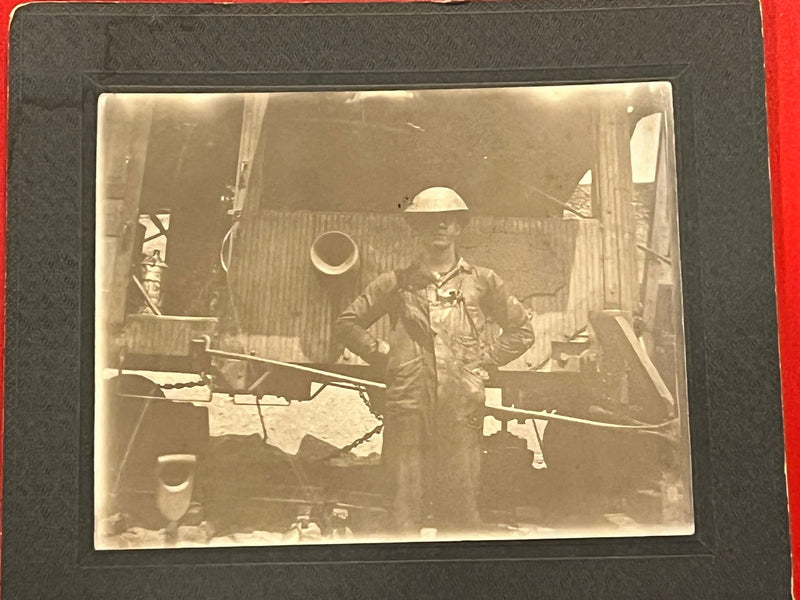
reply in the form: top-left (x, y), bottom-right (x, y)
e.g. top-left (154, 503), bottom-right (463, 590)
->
top-left (335, 257), bottom-right (535, 431)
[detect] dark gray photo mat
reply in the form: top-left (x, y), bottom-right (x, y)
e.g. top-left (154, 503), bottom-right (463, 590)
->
top-left (4, 1), bottom-right (789, 598)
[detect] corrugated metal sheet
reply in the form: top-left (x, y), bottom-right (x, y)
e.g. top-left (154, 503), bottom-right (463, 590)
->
top-left (523, 218), bottom-right (605, 369)
top-left (124, 315), bottom-right (219, 356)
top-left (227, 210), bottom-right (604, 368)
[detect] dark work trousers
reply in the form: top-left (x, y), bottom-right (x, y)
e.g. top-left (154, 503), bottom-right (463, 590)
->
top-left (382, 406), bottom-right (483, 535)
top-left (335, 259), bottom-right (535, 535)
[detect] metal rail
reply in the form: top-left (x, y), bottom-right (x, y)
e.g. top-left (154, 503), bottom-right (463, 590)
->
top-left (200, 344), bottom-right (387, 391)
top-left (197, 338), bottom-right (678, 431)
top-left (485, 405), bottom-right (678, 431)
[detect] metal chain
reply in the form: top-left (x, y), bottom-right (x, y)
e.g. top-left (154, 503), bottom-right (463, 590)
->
top-left (158, 374), bottom-right (211, 390)
top-left (311, 387), bottom-right (384, 462)
top-left (335, 423), bottom-right (384, 454)
top-left (358, 387), bottom-right (382, 421)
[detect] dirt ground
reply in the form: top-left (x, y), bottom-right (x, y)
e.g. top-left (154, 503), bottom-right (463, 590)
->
top-left (96, 370), bottom-right (695, 549)
top-left (96, 369), bottom-right (559, 549)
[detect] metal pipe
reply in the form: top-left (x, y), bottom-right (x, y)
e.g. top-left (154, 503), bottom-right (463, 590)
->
top-left (309, 231), bottom-right (360, 276)
top-left (117, 393), bottom-right (211, 403)
top-left (485, 404), bottom-right (678, 430)
top-left (202, 345), bottom-right (387, 391)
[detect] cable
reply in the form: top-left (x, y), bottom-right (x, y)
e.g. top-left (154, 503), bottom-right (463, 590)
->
top-left (219, 221), bottom-right (238, 274)
top-left (485, 404), bottom-right (678, 431)
top-left (254, 394), bottom-right (270, 444)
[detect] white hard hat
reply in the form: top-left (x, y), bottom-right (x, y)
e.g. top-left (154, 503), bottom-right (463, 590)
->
top-left (404, 187), bottom-right (469, 213)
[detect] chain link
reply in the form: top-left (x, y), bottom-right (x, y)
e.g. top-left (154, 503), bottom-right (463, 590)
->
top-left (158, 374), bottom-right (211, 390)
top-left (311, 387), bottom-right (384, 461)
top-left (158, 374), bottom-right (383, 459)
top-left (326, 422), bottom-right (384, 460)
top-left (358, 387), bottom-right (382, 421)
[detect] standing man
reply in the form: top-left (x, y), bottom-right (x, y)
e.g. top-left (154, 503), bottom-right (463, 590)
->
top-left (334, 187), bottom-right (534, 537)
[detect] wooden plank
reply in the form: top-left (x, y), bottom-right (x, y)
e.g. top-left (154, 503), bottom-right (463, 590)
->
top-left (641, 113), bottom-right (675, 355)
top-left (233, 95), bottom-right (270, 214)
top-left (98, 96), bottom-right (155, 332)
top-left (595, 106), bottom-right (619, 309)
top-left (589, 311), bottom-right (675, 421)
top-left (593, 99), bottom-right (638, 314)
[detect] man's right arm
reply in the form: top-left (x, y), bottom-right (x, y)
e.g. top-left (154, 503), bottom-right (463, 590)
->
top-left (333, 271), bottom-right (397, 368)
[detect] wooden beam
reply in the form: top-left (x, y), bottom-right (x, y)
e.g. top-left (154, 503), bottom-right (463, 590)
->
top-left (593, 97), bottom-right (638, 314)
top-left (97, 96), bottom-right (155, 332)
top-left (641, 112), bottom-right (676, 355)
top-left (233, 94), bottom-right (270, 214)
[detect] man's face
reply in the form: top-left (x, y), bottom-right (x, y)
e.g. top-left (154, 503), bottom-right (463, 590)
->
top-left (407, 212), bottom-right (464, 250)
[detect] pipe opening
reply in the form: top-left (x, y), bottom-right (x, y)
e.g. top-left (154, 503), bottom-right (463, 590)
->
top-left (156, 454), bottom-right (196, 487)
top-left (310, 231), bottom-right (360, 276)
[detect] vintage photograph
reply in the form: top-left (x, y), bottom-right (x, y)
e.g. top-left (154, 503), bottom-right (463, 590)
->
top-left (95, 83), bottom-right (693, 550)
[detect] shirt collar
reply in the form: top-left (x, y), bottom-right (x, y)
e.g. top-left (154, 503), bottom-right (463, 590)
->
top-left (432, 256), bottom-right (473, 286)
top-left (402, 257), bottom-right (473, 290)
top-left (455, 256), bottom-right (472, 271)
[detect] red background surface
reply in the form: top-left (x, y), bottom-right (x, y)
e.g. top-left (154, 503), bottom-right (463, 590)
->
top-left (0, 0), bottom-right (796, 595)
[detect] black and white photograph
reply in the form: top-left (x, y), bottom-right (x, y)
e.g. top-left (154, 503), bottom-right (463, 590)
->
top-left (95, 82), bottom-right (693, 550)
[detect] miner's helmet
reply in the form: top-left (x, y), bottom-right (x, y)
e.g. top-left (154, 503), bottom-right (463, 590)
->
top-left (404, 187), bottom-right (470, 227)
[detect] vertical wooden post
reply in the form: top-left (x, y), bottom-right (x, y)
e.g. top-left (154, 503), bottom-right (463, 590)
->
top-left (641, 112), bottom-right (676, 355)
top-left (593, 96), bottom-right (638, 315)
top-left (97, 95), bottom-right (155, 333)
top-left (233, 94), bottom-right (270, 214)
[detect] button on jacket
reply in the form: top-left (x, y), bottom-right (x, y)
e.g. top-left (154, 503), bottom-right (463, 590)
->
top-left (335, 257), bottom-right (535, 533)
